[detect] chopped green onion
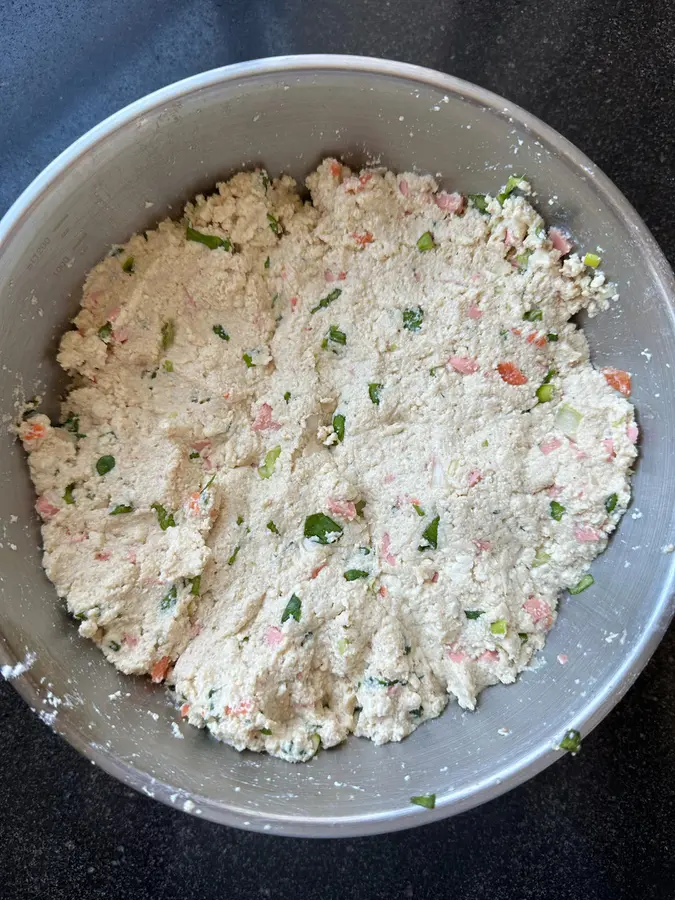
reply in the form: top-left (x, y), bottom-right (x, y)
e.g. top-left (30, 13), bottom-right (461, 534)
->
top-left (490, 618), bottom-right (507, 635)
top-left (403, 307), bottom-right (424, 332)
top-left (161, 320), bottom-right (175, 351)
top-left (236, 515), bottom-right (244, 526)
top-left (190, 575), bottom-right (201, 596)
top-left (267, 520), bottom-right (280, 534)
top-left (189, 451), bottom-right (200, 459)
top-left (304, 513), bottom-right (343, 545)
top-left (260, 727), bottom-right (272, 735)
top-left (151, 502), bottom-right (176, 530)
top-left (410, 794), bottom-right (436, 809)
top-left (568, 574), bottom-right (594, 595)
top-left (333, 413), bottom-right (345, 442)
top-left (418, 515), bottom-right (440, 551)
top-left (63, 414), bottom-right (85, 438)
top-left (267, 213), bottom-right (282, 235)
top-left (337, 637), bottom-right (349, 655)
top-left (110, 504), bottom-right (133, 515)
top-left (63, 483), bottom-right (75, 505)
top-left (186, 224), bottom-right (232, 252)
top-left (258, 445), bottom-right (281, 479)
top-left (412, 503), bottom-right (425, 517)
top-left (96, 455), bottom-right (115, 476)
top-left (162, 360), bottom-right (174, 373)
top-left (108, 641), bottom-right (121, 652)
top-left (542, 368), bottom-right (557, 384)
top-left (264, 256), bottom-right (270, 269)
top-left (605, 493), bottom-right (618, 514)
top-left (281, 593), bottom-right (302, 623)
top-left (519, 632), bottom-right (529, 643)
top-left (213, 325), bottom-right (230, 341)
top-left (464, 610), bottom-right (485, 620)
top-left (497, 174), bottom-right (525, 205)
top-left (516, 250), bottom-right (533, 269)
top-left (583, 253), bottom-right (601, 268)
top-left (468, 194), bottom-right (488, 213)
top-left (227, 546), bottom-right (240, 566)
top-left (531, 548), bottom-right (551, 567)
top-left (160, 585), bottom-right (178, 610)
top-left (311, 288), bottom-right (342, 314)
top-left (416, 231), bottom-right (436, 252)
top-left (523, 309), bottom-right (543, 322)
top-left (242, 353), bottom-right (254, 368)
top-left (481, 439), bottom-right (489, 447)
top-left (344, 570), bottom-right (369, 581)
top-left (546, 333), bottom-right (559, 342)
top-left (368, 383), bottom-right (383, 405)
top-left (97, 322), bottom-right (113, 343)
top-left (122, 256), bottom-right (135, 273)
top-left (536, 383), bottom-right (555, 403)
top-left (410, 707), bottom-right (423, 718)
top-left (283, 391), bottom-right (291, 403)
top-left (555, 403), bottom-right (583, 437)
top-left (326, 325), bottom-right (346, 346)
top-left (355, 499), bottom-right (366, 518)
top-left (559, 728), bottom-right (582, 752)
top-left (550, 500), bottom-right (566, 521)
top-left (261, 171), bottom-right (270, 191)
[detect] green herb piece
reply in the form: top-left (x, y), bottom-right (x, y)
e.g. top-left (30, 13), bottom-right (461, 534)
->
top-left (281, 593), bottom-right (301, 623)
top-left (568, 574), bottom-right (594, 595)
top-left (583, 253), bottom-right (601, 268)
top-left (190, 575), bottom-right (201, 596)
top-left (605, 493), bottom-right (618, 514)
top-left (267, 213), bottom-right (282, 235)
top-left (108, 641), bottom-right (121, 652)
top-left (227, 546), bottom-right (240, 566)
top-left (468, 193), bottom-right (488, 213)
top-left (410, 794), bottom-right (436, 809)
top-left (236, 515), bottom-right (244, 526)
top-left (110, 504), bottom-right (133, 515)
top-left (186, 224), bottom-right (232, 252)
top-left (481, 439), bottom-right (489, 447)
top-left (410, 707), bottom-right (423, 718)
top-left (122, 256), bottom-right (135, 273)
top-left (368, 383), bottom-right (383, 405)
top-left (151, 502), bottom-right (176, 530)
top-left (516, 249), bottom-right (533, 269)
top-left (258, 445), bottom-right (281, 479)
top-left (465, 610), bottom-right (485, 620)
top-left (412, 503), bottom-right (425, 517)
top-left (97, 322), bottom-right (113, 343)
top-left (546, 333), bottom-right (559, 342)
top-left (64, 414), bottom-right (85, 438)
top-left (63, 483), bottom-right (75, 505)
top-left (96, 455), bottom-right (115, 476)
top-left (189, 451), bottom-right (200, 459)
top-left (490, 618), bottom-right (507, 635)
top-left (283, 391), bottom-right (291, 403)
top-left (311, 288), bottom-right (342, 314)
top-left (162, 360), bottom-right (174, 373)
top-left (267, 520), bottom-right (280, 534)
top-left (242, 353), bottom-right (254, 368)
top-left (531, 548), bottom-right (551, 568)
top-left (304, 513), bottom-right (343, 545)
top-left (499, 329), bottom-right (508, 337)
top-left (559, 728), bottom-right (582, 753)
top-left (261, 171), bottom-right (270, 191)
top-left (536, 383), bottom-right (555, 403)
top-left (161, 320), bottom-right (175, 351)
top-left (344, 570), bottom-right (369, 581)
top-left (260, 728), bottom-right (272, 735)
top-left (403, 306), bottom-right (424, 332)
top-left (200, 474), bottom-right (216, 496)
top-left (332, 413), bottom-right (345, 442)
top-left (213, 325), bottom-right (230, 341)
top-left (418, 515), bottom-right (440, 551)
top-left (324, 325), bottom-right (346, 347)
top-left (497, 174), bottom-right (525, 205)
top-left (355, 499), bottom-right (366, 518)
top-left (550, 500), bottom-right (566, 521)
top-left (416, 231), bottom-right (436, 252)
top-left (160, 584), bottom-right (178, 610)
top-left (264, 256), bottom-right (270, 269)
top-left (337, 637), bottom-right (350, 655)
top-left (523, 308), bottom-right (543, 322)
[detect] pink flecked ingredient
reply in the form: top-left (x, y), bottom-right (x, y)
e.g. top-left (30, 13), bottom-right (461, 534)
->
top-left (191, 439), bottom-right (211, 452)
top-left (627, 422), bottom-right (639, 443)
top-left (326, 498), bottom-right (357, 521)
top-left (311, 563), bottom-right (327, 580)
top-left (126, 550), bottom-right (137, 564)
top-left (601, 438), bottom-right (616, 460)
top-left (378, 585), bottom-right (388, 598)
top-left (549, 228), bottom-right (572, 255)
top-left (431, 571), bottom-right (439, 584)
top-left (468, 469), bottom-right (483, 488)
top-left (290, 296), bottom-right (298, 311)
top-left (123, 633), bottom-right (139, 648)
top-left (574, 524), bottom-right (602, 543)
top-left (95, 550), bottom-right (112, 561)
top-left (480, 650), bottom-right (500, 662)
top-left (435, 191), bottom-right (465, 214)
top-left (449, 356), bottom-right (479, 374)
top-left (504, 228), bottom-right (516, 247)
top-left (107, 306), bottom-right (121, 322)
top-left (324, 269), bottom-right (347, 282)
top-left (380, 532), bottom-right (397, 566)
top-left (35, 496), bottom-right (59, 521)
top-left (113, 327), bottom-right (129, 344)
top-left (445, 644), bottom-right (467, 663)
top-left (265, 626), bottom-right (283, 647)
top-left (84, 290), bottom-right (104, 309)
top-left (557, 654), bottom-right (569, 665)
top-left (384, 473), bottom-right (395, 485)
top-left (399, 179), bottom-right (409, 197)
top-left (252, 402), bottom-right (281, 432)
top-left (66, 533), bottom-right (87, 544)
top-left (523, 595), bottom-right (552, 625)
top-left (468, 305), bottom-right (483, 320)
top-left (473, 539), bottom-right (493, 553)
top-left (547, 485), bottom-right (563, 498)
top-left (540, 437), bottom-right (562, 456)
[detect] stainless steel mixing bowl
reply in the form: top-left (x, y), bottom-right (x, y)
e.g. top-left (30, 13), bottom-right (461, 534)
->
top-left (1, 55), bottom-right (674, 838)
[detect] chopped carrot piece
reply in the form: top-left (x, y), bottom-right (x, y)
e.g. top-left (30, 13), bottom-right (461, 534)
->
top-left (602, 367), bottom-right (631, 397)
top-left (329, 160), bottom-right (342, 178)
top-left (180, 703), bottom-right (190, 717)
top-left (151, 655), bottom-right (172, 683)
top-left (351, 231), bottom-right (374, 246)
top-left (497, 362), bottom-right (528, 385)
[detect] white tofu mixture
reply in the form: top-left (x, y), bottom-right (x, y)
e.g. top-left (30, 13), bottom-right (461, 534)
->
top-left (19, 160), bottom-right (638, 762)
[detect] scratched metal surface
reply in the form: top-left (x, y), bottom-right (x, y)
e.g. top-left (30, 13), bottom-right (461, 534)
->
top-left (0, 57), bottom-right (674, 837)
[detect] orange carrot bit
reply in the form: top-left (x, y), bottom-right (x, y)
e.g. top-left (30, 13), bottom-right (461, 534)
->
top-left (330, 160), bottom-right (342, 178)
top-left (351, 231), bottom-right (374, 246)
top-left (180, 703), bottom-right (190, 717)
top-left (602, 367), bottom-right (631, 397)
top-left (151, 655), bottom-right (172, 683)
top-left (187, 492), bottom-right (202, 514)
top-left (497, 362), bottom-right (528, 385)
top-left (23, 421), bottom-right (48, 442)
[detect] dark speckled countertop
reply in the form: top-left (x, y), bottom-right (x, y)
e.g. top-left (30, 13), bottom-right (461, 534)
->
top-left (1, 1), bottom-right (674, 897)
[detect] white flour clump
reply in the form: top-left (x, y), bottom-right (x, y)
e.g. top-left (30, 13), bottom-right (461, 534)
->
top-left (19, 161), bottom-right (637, 762)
